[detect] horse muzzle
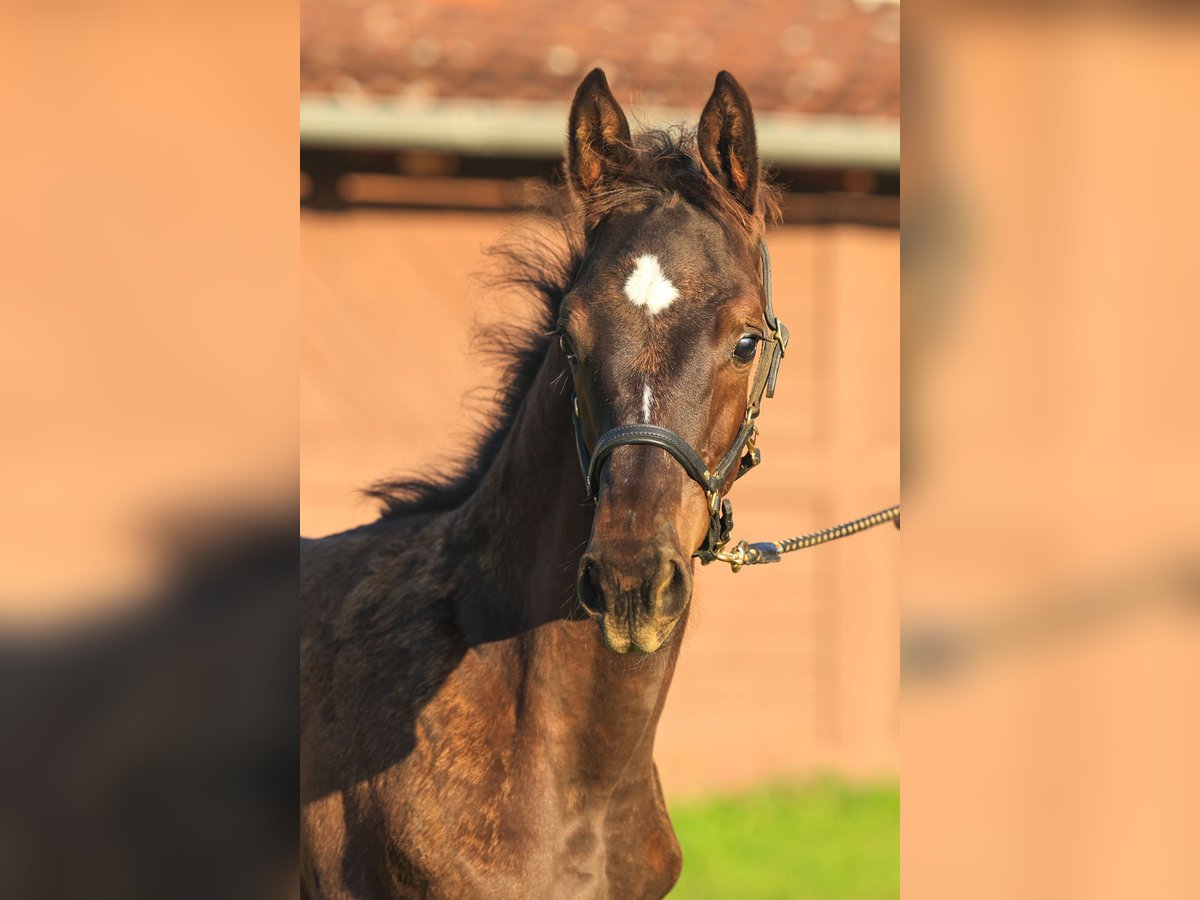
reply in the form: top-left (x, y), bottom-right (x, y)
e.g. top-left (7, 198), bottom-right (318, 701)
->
top-left (577, 538), bottom-right (692, 654)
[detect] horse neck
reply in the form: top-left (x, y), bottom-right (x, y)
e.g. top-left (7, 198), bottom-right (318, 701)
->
top-left (455, 343), bottom-right (685, 785)
top-left (455, 342), bottom-right (592, 631)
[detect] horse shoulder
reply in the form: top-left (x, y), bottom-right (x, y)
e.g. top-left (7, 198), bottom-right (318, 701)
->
top-left (302, 516), bottom-right (476, 894)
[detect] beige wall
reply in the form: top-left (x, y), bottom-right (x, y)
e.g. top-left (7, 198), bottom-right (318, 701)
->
top-left (301, 209), bottom-right (899, 798)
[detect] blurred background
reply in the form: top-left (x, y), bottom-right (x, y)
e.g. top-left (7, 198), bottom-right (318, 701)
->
top-left (902, 6), bottom-right (1200, 899)
top-left (8, 0), bottom-right (1194, 898)
top-left (300, 1), bottom-right (900, 895)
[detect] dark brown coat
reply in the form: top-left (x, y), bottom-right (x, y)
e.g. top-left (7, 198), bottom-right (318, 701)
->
top-left (301, 69), bottom-right (775, 899)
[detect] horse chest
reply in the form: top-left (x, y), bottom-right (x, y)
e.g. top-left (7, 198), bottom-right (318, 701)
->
top-left (383, 782), bottom-right (677, 900)
top-left (371, 692), bottom-right (680, 898)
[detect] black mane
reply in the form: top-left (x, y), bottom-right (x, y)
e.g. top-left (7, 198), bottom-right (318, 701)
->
top-left (366, 126), bottom-right (779, 520)
top-left (364, 188), bottom-right (582, 519)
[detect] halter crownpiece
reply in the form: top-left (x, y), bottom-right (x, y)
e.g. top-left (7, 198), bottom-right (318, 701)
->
top-left (571, 238), bottom-right (789, 564)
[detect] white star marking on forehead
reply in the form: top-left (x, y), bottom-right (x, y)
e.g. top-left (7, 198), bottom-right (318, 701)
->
top-left (623, 254), bottom-right (678, 315)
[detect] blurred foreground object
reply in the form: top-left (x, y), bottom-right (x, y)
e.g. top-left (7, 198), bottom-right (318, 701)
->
top-left (0, 1), bottom-right (295, 896)
top-left (904, 4), bottom-right (1200, 898)
top-left (0, 509), bottom-right (296, 900)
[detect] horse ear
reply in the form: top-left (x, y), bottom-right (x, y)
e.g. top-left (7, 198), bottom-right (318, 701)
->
top-left (566, 68), bottom-right (632, 203)
top-left (697, 71), bottom-right (760, 214)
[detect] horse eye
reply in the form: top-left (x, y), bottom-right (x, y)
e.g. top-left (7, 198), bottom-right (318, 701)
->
top-left (733, 334), bottom-right (760, 362)
top-left (559, 333), bottom-right (578, 362)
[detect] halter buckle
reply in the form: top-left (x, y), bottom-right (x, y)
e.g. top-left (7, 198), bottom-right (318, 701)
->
top-left (744, 426), bottom-right (759, 465)
top-left (713, 540), bottom-right (752, 573)
top-left (712, 539), bottom-right (784, 572)
top-left (765, 321), bottom-right (789, 399)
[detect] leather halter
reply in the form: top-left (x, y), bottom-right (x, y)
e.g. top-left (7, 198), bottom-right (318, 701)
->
top-left (571, 239), bottom-right (789, 564)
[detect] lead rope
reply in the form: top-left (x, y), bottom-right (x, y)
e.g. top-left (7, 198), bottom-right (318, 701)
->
top-left (713, 504), bottom-right (900, 573)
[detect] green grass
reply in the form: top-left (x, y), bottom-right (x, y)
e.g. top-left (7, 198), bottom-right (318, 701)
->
top-left (668, 779), bottom-right (899, 900)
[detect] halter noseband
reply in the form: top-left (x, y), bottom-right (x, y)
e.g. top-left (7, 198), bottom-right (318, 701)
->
top-left (571, 239), bottom-right (789, 564)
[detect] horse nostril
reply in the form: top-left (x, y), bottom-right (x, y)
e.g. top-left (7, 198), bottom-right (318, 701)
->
top-left (577, 557), bottom-right (605, 616)
top-left (667, 559), bottom-right (686, 596)
top-left (654, 555), bottom-right (691, 618)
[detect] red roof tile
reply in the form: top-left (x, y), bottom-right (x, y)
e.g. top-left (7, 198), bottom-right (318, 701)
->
top-left (301, 0), bottom-right (899, 119)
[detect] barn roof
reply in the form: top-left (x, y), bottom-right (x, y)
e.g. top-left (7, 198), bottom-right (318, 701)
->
top-left (300, 0), bottom-right (900, 120)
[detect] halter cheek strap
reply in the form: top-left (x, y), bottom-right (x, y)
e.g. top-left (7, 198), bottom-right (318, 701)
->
top-left (571, 239), bottom-right (789, 563)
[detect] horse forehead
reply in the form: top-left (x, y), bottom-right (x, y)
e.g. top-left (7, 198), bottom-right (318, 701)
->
top-left (623, 253), bottom-right (679, 315)
top-left (598, 304), bottom-right (716, 391)
top-left (593, 248), bottom-right (738, 368)
top-left (608, 240), bottom-right (717, 310)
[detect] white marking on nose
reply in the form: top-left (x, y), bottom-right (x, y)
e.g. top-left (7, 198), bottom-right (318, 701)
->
top-left (623, 254), bottom-right (678, 315)
top-left (642, 382), bottom-right (653, 423)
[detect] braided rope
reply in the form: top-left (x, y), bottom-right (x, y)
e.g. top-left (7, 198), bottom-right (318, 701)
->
top-left (773, 505), bottom-right (900, 554)
top-left (715, 504), bottom-right (900, 571)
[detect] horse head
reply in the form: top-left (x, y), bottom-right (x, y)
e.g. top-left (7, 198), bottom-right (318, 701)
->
top-left (561, 69), bottom-right (782, 653)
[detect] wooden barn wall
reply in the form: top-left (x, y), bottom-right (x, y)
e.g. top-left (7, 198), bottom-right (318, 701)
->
top-left (301, 209), bottom-right (899, 797)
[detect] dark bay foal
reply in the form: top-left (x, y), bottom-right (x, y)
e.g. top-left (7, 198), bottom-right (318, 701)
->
top-left (301, 69), bottom-right (781, 898)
